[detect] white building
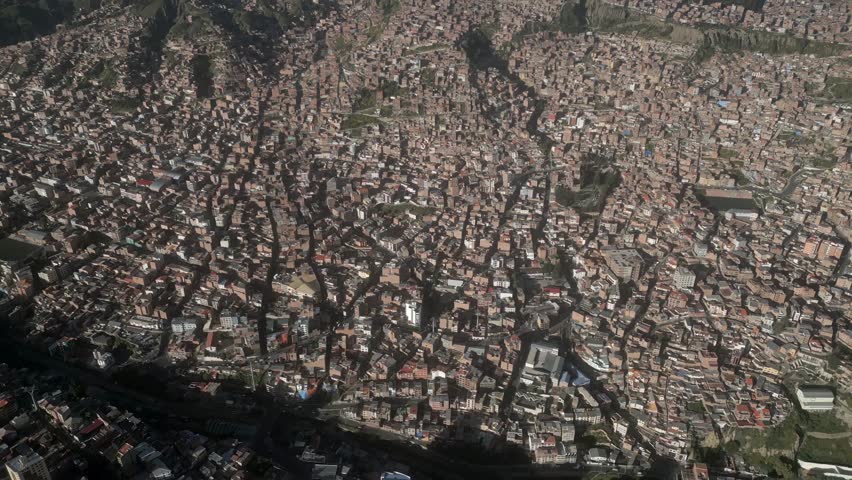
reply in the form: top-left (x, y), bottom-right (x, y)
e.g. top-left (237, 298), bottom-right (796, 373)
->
top-left (796, 386), bottom-right (834, 411)
top-left (128, 315), bottom-right (162, 330)
top-left (587, 447), bottom-right (610, 464)
top-left (403, 300), bottom-right (421, 327)
top-left (673, 267), bottom-right (696, 289)
top-left (171, 318), bottom-right (197, 335)
top-left (219, 313), bottom-right (245, 329)
top-left (93, 350), bottom-right (114, 370)
top-left (294, 317), bottom-right (313, 337)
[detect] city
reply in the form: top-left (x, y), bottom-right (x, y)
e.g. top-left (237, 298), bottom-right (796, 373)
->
top-left (0, 0), bottom-right (851, 478)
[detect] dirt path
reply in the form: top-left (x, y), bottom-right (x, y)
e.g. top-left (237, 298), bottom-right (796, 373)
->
top-left (806, 431), bottom-right (851, 440)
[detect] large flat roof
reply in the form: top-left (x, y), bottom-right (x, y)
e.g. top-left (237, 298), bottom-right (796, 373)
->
top-left (797, 386), bottom-right (835, 399)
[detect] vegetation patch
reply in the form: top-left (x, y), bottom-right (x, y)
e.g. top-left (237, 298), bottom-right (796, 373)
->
top-left (799, 435), bottom-right (852, 466)
top-left (420, 68), bottom-right (436, 87)
top-left (109, 95), bottom-right (141, 113)
top-left (554, 153), bottom-right (620, 213)
top-left (0, 0), bottom-right (87, 46)
top-left (256, 0), bottom-right (300, 30)
top-left (726, 410), bottom-right (798, 463)
top-left (508, 0), bottom-right (848, 64)
top-left (378, 0), bottom-right (399, 18)
top-left (43, 59), bottom-right (74, 88)
top-left (167, 2), bottom-right (213, 39)
top-left (428, 437), bottom-right (530, 465)
top-left (776, 129), bottom-right (815, 148)
top-left (380, 203), bottom-right (436, 218)
top-left (701, 27), bottom-right (846, 57)
top-left (380, 80), bottom-right (407, 98)
top-left (352, 87), bottom-right (377, 112)
top-left (823, 77), bottom-right (852, 102)
top-left (479, 19), bottom-right (500, 40)
top-left (342, 114), bottom-right (379, 130)
top-left (403, 43), bottom-right (449, 56)
top-left (366, 22), bottom-right (385, 43)
top-left (541, 252), bottom-right (571, 280)
top-left (727, 405), bottom-right (852, 476)
top-left (332, 36), bottom-right (354, 56)
top-left (810, 155), bottom-right (837, 169)
top-left (85, 60), bottom-right (118, 88)
top-left (718, 147), bottom-right (737, 159)
top-left (136, 0), bottom-right (164, 18)
top-left (727, 423), bottom-right (797, 478)
top-left (190, 54), bottom-right (214, 98)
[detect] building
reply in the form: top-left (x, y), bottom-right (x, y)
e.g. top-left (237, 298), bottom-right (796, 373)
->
top-left (796, 386), bottom-right (834, 411)
top-left (128, 315), bottom-right (162, 330)
top-left (219, 312), bottom-right (245, 329)
top-left (724, 209), bottom-right (758, 221)
top-left (6, 453), bottom-right (51, 480)
top-left (803, 236), bottom-right (820, 258)
top-left (602, 249), bottom-right (643, 282)
top-left (403, 300), bottom-right (421, 327)
top-left (171, 318), bottom-right (197, 335)
top-left (93, 350), bottom-right (115, 369)
top-left (817, 239), bottom-right (844, 260)
top-left (673, 267), bottom-right (696, 289)
top-left (683, 463), bottom-right (710, 480)
top-left (587, 447), bottom-right (610, 464)
top-left (380, 473), bottom-right (411, 480)
top-left (380, 263), bottom-right (409, 285)
top-left (294, 317), bottom-right (315, 337)
top-left (521, 342), bottom-right (565, 386)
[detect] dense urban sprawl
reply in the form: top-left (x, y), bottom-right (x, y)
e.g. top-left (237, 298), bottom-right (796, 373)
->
top-left (1, 0), bottom-right (852, 478)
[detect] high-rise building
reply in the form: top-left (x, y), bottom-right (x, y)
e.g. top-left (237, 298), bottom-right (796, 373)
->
top-left (602, 249), bottom-right (643, 283)
top-left (403, 300), bottom-right (421, 327)
top-left (673, 267), bottom-right (696, 290)
top-left (294, 317), bottom-right (314, 337)
top-left (219, 312), bottom-right (244, 329)
top-left (6, 453), bottom-right (51, 480)
top-left (93, 350), bottom-right (115, 369)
